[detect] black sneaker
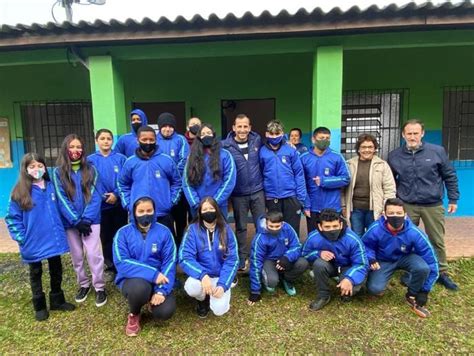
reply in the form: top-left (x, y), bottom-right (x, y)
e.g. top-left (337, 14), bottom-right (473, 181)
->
top-left (95, 290), bottom-right (107, 307)
top-left (436, 273), bottom-right (459, 291)
top-left (340, 295), bottom-right (353, 303)
top-left (75, 287), bottom-right (90, 303)
top-left (309, 296), bottom-right (331, 311)
top-left (196, 297), bottom-right (210, 318)
top-left (406, 294), bottom-right (430, 318)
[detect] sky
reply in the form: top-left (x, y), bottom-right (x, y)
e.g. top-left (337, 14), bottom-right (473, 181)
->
top-left (0, 0), bottom-right (463, 26)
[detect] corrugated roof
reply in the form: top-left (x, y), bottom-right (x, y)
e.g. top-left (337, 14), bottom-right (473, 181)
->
top-left (0, 1), bottom-right (473, 48)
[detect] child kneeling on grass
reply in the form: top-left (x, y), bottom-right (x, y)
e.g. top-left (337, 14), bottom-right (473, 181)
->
top-left (6, 153), bottom-right (75, 321)
top-left (247, 211), bottom-right (308, 306)
top-left (113, 196), bottom-right (177, 337)
top-left (179, 197), bottom-right (239, 318)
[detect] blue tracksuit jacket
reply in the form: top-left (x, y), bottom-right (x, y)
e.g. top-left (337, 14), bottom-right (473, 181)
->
top-left (113, 198), bottom-right (176, 296)
top-left (87, 151), bottom-right (127, 211)
top-left (118, 150), bottom-right (181, 216)
top-left (182, 148), bottom-right (236, 211)
top-left (300, 148), bottom-right (350, 212)
top-left (249, 217), bottom-right (302, 293)
top-left (52, 165), bottom-right (102, 228)
top-left (179, 222), bottom-right (239, 292)
top-left (362, 216), bottom-right (439, 292)
top-left (157, 132), bottom-right (189, 176)
top-left (114, 109), bottom-right (149, 158)
top-left (302, 227), bottom-right (368, 286)
top-left (6, 181), bottom-right (69, 263)
top-left (259, 142), bottom-right (306, 204)
top-left (221, 131), bottom-right (264, 196)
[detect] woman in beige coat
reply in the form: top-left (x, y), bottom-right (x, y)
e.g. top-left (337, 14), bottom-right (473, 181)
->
top-left (342, 134), bottom-right (396, 236)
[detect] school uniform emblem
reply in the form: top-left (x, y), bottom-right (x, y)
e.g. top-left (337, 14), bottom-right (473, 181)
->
top-left (51, 193), bottom-right (56, 201)
top-left (155, 170), bottom-right (161, 178)
top-left (324, 168), bottom-right (330, 176)
top-left (114, 165), bottom-right (119, 173)
top-left (282, 156), bottom-right (287, 164)
top-left (284, 238), bottom-right (289, 246)
top-left (151, 243), bottom-right (158, 254)
top-left (400, 244), bottom-right (407, 253)
top-left (170, 149), bottom-right (175, 157)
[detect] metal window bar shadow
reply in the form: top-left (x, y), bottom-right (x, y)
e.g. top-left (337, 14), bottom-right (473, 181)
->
top-left (443, 86), bottom-right (474, 169)
top-left (341, 89), bottom-right (409, 160)
top-left (17, 100), bottom-right (94, 167)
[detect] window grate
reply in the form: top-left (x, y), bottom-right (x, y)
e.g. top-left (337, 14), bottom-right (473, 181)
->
top-left (19, 101), bottom-right (94, 167)
top-left (443, 86), bottom-right (474, 167)
top-left (341, 89), bottom-right (409, 160)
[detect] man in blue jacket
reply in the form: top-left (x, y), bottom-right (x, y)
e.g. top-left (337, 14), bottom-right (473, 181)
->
top-left (156, 112), bottom-right (190, 245)
top-left (118, 126), bottom-right (182, 236)
top-left (248, 212), bottom-right (308, 305)
top-left (259, 120), bottom-right (307, 234)
top-left (302, 208), bottom-right (368, 311)
top-left (388, 119), bottom-right (460, 290)
top-left (222, 114), bottom-right (265, 271)
top-left (115, 109), bottom-right (149, 158)
top-left (300, 127), bottom-right (350, 233)
top-left (362, 198), bottom-right (438, 318)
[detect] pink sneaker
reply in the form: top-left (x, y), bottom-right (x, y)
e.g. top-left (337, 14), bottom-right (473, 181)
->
top-left (125, 313), bottom-right (141, 337)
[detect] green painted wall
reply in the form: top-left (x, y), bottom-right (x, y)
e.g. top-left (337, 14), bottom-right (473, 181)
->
top-left (343, 46), bottom-right (474, 130)
top-left (121, 53), bottom-right (313, 135)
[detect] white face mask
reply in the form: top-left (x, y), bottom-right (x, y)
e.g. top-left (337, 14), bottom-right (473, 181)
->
top-left (27, 167), bottom-right (45, 180)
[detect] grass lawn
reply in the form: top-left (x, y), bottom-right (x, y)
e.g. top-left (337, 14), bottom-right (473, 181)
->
top-left (0, 253), bottom-right (473, 353)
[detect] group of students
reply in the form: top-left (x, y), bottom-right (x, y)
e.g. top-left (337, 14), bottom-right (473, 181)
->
top-left (6, 110), bottom-right (459, 337)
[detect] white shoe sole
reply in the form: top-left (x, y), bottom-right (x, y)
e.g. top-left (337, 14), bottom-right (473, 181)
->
top-left (95, 297), bottom-right (107, 307)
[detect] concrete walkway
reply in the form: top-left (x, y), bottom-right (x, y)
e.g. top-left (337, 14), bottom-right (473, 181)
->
top-left (1, 217), bottom-right (473, 257)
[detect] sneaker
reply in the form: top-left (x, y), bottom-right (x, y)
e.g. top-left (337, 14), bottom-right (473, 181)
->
top-left (238, 259), bottom-right (249, 272)
top-left (196, 297), bottom-right (210, 318)
top-left (340, 295), bottom-right (353, 303)
top-left (95, 290), bottom-right (108, 307)
top-left (282, 280), bottom-right (296, 296)
top-left (309, 296), bottom-right (331, 311)
top-left (75, 287), bottom-right (90, 303)
top-left (406, 295), bottom-right (430, 318)
top-left (125, 313), bottom-right (141, 337)
top-left (264, 285), bottom-right (276, 293)
top-left (437, 273), bottom-right (459, 291)
top-left (231, 277), bottom-right (238, 288)
top-left (104, 269), bottom-right (116, 283)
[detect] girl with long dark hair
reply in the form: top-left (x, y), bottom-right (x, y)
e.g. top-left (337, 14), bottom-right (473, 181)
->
top-left (53, 134), bottom-right (107, 307)
top-left (6, 153), bottom-right (75, 320)
top-left (182, 123), bottom-right (236, 218)
top-left (179, 196), bottom-right (239, 318)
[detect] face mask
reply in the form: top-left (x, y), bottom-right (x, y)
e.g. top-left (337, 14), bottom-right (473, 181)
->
top-left (136, 214), bottom-right (154, 227)
top-left (139, 142), bottom-right (156, 153)
top-left (267, 135), bottom-right (283, 146)
top-left (315, 139), bottom-right (330, 150)
top-left (132, 122), bottom-right (142, 133)
top-left (200, 135), bottom-right (214, 148)
top-left (267, 227), bottom-right (281, 236)
top-left (189, 124), bottom-right (200, 135)
top-left (201, 211), bottom-right (217, 223)
top-left (68, 149), bottom-right (82, 161)
top-left (27, 167), bottom-right (45, 180)
top-left (321, 229), bottom-right (341, 241)
top-left (387, 216), bottom-right (405, 229)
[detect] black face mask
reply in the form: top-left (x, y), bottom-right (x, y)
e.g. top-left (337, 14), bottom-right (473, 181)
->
top-left (201, 136), bottom-right (214, 148)
top-left (267, 228), bottom-right (281, 236)
top-left (139, 142), bottom-right (156, 153)
top-left (387, 216), bottom-right (405, 230)
top-left (189, 124), bottom-right (200, 135)
top-left (201, 211), bottom-right (217, 223)
top-left (132, 122), bottom-right (142, 133)
top-left (321, 229), bottom-right (342, 241)
top-left (136, 214), bottom-right (154, 227)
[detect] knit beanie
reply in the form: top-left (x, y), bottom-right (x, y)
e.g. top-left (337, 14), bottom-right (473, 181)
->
top-left (157, 112), bottom-right (176, 129)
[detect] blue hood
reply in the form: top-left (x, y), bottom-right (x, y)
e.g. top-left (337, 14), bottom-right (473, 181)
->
top-left (130, 109), bottom-right (149, 135)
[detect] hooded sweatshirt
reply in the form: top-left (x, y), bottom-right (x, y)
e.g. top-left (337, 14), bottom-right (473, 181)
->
top-left (249, 217), bottom-right (302, 294)
top-left (113, 196), bottom-right (177, 296)
top-left (114, 109), bottom-right (149, 158)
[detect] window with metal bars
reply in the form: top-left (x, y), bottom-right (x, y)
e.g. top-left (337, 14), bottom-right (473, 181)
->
top-left (443, 86), bottom-right (474, 164)
top-left (341, 89), bottom-right (408, 160)
top-left (20, 101), bottom-right (94, 167)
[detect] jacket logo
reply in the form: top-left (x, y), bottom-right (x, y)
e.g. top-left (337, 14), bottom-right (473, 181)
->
top-left (282, 156), bottom-right (287, 164)
top-left (114, 165), bottom-right (119, 173)
top-left (151, 243), bottom-right (158, 254)
top-left (324, 168), bottom-right (330, 176)
top-left (170, 149), bottom-right (175, 157)
top-left (51, 193), bottom-right (56, 201)
top-left (425, 159), bottom-right (431, 162)
top-left (400, 244), bottom-right (407, 253)
top-left (155, 170), bottom-right (161, 178)
top-left (285, 238), bottom-right (289, 246)
top-left (254, 147), bottom-right (258, 152)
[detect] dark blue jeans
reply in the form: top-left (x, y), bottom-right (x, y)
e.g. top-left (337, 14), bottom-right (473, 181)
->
top-left (350, 208), bottom-right (374, 237)
top-left (367, 254), bottom-right (430, 296)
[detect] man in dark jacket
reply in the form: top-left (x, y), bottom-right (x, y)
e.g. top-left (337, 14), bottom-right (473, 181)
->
top-left (222, 114), bottom-right (265, 271)
top-left (388, 119), bottom-right (460, 290)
